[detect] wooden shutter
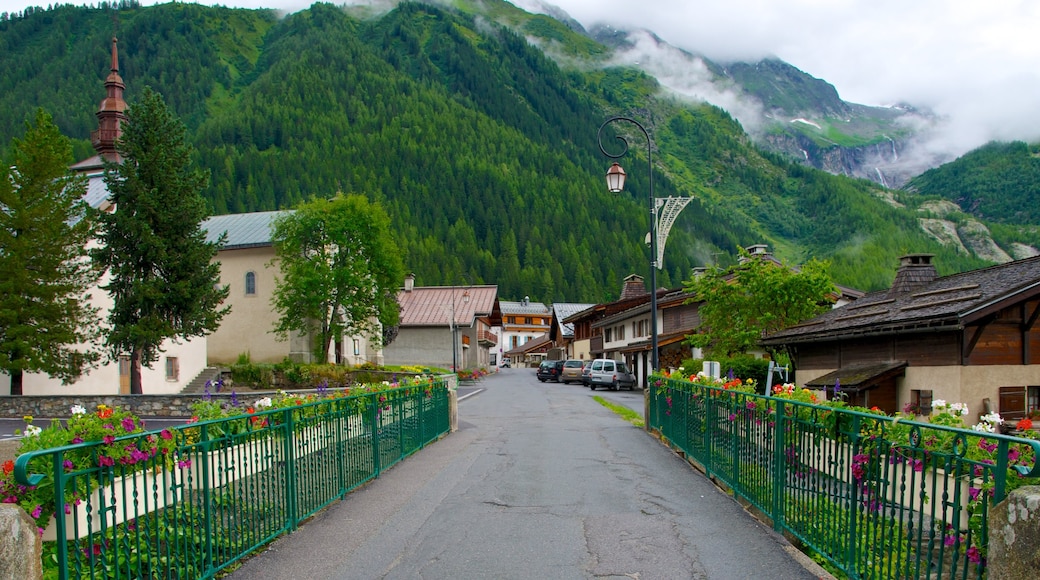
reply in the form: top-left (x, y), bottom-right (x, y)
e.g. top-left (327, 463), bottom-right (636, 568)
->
top-left (999, 386), bottom-right (1026, 420)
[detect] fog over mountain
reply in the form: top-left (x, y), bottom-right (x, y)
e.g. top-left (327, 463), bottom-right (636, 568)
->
top-left (525, 0), bottom-right (1040, 165)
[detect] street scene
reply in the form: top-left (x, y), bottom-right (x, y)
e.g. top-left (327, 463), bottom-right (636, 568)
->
top-left (227, 370), bottom-right (821, 580)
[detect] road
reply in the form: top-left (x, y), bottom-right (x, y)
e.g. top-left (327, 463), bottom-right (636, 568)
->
top-left (227, 368), bottom-right (825, 580)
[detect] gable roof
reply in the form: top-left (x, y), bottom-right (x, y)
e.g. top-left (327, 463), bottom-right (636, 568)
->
top-left (762, 255), bottom-right (1040, 345)
top-left (202, 211), bottom-right (290, 250)
top-left (504, 333), bottom-right (552, 356)
top-left (550, 302), bottom-right (597, 340)
top-left (397, 285), bottom-right (501, 327)
top-left (500, 300), bottom-right (550, 316)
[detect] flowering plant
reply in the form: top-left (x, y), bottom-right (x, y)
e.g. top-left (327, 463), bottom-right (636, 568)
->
top-left (1, 405), bottom-right (178, 534)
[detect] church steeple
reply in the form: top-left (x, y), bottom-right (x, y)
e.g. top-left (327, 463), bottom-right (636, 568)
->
top-left (91, 37), bottom-right (127, 161)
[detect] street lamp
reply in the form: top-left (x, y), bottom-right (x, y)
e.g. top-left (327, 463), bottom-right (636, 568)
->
top-left (598, 116), bottom-right (659, 372)
top-left (450, 287), bottom-right (470, 371)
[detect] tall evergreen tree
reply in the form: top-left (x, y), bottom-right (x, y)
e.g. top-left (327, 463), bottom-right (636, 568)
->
top-left (93, 87), bottom-right (229, 394)
top-left (271, 193), bottom-right (404, 363)
top-left (0, 109), bottom-right (102, 395)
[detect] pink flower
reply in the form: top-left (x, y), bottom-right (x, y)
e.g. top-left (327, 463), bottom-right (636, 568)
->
top-left (121, 417), bottom-right (136, 432)
top-left (102, 435), bottom-right (115, 445)
top-left (160, 429), bottom-right (173, 440)
top-left (30, 504), bottom-right (42, 519)
top-left (98, 456), bottom-right (115, 467)
top-left (967, 546), bottom-right (981, 564)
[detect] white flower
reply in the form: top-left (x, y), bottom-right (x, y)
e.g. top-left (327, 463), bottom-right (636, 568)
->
top-left (24, 424), bottom-right (42, 437)
top-left (255, 397), bottom-right (273, 409)
top-left (971, 423), bottom-right (996, 433)
top-left (70, 404), bottom-right (87, 415)
top-left (981, 412), bottom-right (1004, 425)
top-left (932, 399), bottom-right (947, 410)
top-left (949, 402), bottom-right (969, 416)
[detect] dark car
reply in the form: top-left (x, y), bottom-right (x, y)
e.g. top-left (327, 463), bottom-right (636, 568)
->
top-left (536, 359), bottom-right (565, 382)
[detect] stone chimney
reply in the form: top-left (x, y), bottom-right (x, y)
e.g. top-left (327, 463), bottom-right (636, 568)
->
top-left (888, 254), bottom-right (937, 296)
top-left (620, 274), bottom-right (647, 300)
top-left (404, 273), bottom-right (415, 292)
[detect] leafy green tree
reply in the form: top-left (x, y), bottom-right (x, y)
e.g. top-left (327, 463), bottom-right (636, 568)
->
top-left (271, 193), bottom-right (404, 363)
top-left (93, 87), bottom-right (229, 394)
top-left (685, 250), bottom-right (836, 357)
top-left (0, 109), bottom-right (102, 395)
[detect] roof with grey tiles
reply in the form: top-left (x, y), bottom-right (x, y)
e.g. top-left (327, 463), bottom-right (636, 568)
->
top-left (500, 300), bottom-right (551, 316)
top-left (202, 211), bottom-right (291, 249)
top-left (762, 255), bottom-right (1040, 345)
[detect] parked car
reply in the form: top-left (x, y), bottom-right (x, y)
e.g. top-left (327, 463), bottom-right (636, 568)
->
top-left (581, 360), bottom-right (594, 387)
top-left (587, 358), bottom-right (637, 391)
top-left (559, 360), bottom-right (585, 384)
top-left (500, 361), bottom-right (511, 368)
top-left (536, 359), bottom-right (565, 382)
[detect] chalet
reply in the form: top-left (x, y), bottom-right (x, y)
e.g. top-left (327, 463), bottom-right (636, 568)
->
top-left (496, 298), bottom-right (551, 366)
top-left (761, 254), bottom-right (1040, 420)
top-left (547, 302), bottom-right (597, 360)
top-left (382, 275), bottom-right (501, 370)
top-left (503, 333), bottom-right (553, 367)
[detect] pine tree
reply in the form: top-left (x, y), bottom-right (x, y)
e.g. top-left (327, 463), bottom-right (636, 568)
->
top-left (0, 109), bottom-right (102, 395)
top-left (92, 88), bottom-right (229, 394)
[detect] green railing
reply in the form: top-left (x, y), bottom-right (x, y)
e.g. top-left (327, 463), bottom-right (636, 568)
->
top-left (14, 381), bottom-right (451, 580)
top-left (648, 377), bottom-right (1040, 579)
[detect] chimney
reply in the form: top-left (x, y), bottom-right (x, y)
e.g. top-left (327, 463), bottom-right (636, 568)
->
top-left (404, 273), bottom-right (415, 292)
top-left (888, 254), bottom-right (937, 296)
top-left (620, 274), bottom-right (647, 300)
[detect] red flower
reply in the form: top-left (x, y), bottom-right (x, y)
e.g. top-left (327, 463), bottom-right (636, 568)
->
top-left (2, 460), bottom-right (13, 475)
top-left (1017, 418), bottom-right (1034, 431)
top-left (97, 408), bottom-right (113, 419)
top-left (246, 407), bottom-right (255, 414)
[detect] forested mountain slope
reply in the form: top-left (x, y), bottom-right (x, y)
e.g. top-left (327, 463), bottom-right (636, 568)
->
top-left (0, 1), bottom-right (1017, 300)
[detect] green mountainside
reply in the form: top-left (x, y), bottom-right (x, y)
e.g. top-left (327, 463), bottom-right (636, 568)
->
top-left (0, 1), bottom-right (1020, 301)
top-left (906, 141), bottom-right (1040, 226)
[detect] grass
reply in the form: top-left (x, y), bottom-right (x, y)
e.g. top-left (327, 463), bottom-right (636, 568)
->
top-left (593, 396), bottom-right (644, 428)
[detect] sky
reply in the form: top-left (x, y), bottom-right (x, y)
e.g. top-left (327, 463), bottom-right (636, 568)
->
top-left (3, 0), bottom-right (1039, 156)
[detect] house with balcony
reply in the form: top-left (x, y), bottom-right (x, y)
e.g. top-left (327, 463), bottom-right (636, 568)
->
top-left (761, 253), bottom-right (1040, 419)
top-left (496, 298), bottom-right (551, 366)
top-left (382, 275), bottom-right (502, 370)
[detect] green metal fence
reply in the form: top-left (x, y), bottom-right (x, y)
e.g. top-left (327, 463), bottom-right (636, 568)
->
top-left (648, 377), bottom-right (1040, 579)
top-left (14, 381), bottom-right (451, 580)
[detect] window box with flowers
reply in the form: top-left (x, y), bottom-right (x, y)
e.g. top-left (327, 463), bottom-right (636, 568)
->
top-left (5, 404), bottom-right (180, 541)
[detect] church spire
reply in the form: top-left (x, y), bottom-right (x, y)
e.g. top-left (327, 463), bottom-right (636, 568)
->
top-left (91, 36), bottom-right (127, 161)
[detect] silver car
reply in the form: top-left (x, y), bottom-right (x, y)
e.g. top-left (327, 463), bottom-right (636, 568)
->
top-left (587, 359), bottom-right (637, 391)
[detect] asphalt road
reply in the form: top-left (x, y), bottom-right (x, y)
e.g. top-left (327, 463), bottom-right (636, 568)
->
top-left (227, 368), bottom-right (826, 580)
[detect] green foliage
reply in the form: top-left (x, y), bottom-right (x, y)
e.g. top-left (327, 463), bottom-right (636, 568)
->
top-left (92, 87), bottom-right (229, 393)
top-left (684, 250), bottom-right (836, 357)
top-left (0, 2), bottom-right (1027, 302)
top-left (907, 140), bottom-right (1040, 225)
top-left (681, 356), bottom-right (771, 389)
top-left (0, 109), bottom-right (102, 394)
top-left (270, 193), bottom-right (405, 362)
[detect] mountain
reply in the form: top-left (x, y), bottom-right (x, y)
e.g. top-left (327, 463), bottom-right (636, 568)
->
top-left (0, 0), bottom-right (1027, 301)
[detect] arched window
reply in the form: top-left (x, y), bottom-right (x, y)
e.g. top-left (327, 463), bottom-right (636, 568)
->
top-left (245, 271), bottom-right (256, 295)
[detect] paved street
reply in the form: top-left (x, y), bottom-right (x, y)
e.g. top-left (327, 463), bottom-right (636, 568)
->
top-left (228, 369), bottom-right (826, 580)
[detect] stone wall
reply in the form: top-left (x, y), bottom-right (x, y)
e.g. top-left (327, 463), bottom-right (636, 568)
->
top-left (988, 485), bottom-right (1040, 579)
top-left (0, 504), bottom-right (42, 580)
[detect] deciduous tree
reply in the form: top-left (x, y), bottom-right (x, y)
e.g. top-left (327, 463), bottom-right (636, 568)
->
top-left (685, 250), bottom-right (836, 357)
top-left (93, 88), bottom-right (229, 394)
top-left (271, 193), bottom-right (404, 363)
top-left (0, 109), bottom-right (102, 395)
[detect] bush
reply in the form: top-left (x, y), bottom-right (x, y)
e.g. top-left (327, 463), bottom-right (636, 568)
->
top-left (681, 356), bottom-right (771, 392)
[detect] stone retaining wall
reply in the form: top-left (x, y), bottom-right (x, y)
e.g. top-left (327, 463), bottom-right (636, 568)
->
top-left (988, 485), bottom-right (1040, 579)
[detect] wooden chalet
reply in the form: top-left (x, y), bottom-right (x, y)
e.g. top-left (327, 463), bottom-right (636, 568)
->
top-left (761, 254), bottom-right (1040, 420)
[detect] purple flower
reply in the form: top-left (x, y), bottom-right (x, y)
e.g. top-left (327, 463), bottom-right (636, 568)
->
top-left (63, 459), bottom-right (74, 471)
top-left (177, 458), bottom-right (192, 469)
top-left (746, 401), bottom-right (756, 410)
top-left (71, 437), bottom-right (83, 444)
top-left (98, 456), bottom-right (114, 467)
top-left (102, 435), bottom-right (115, 445)
top-left (728, 413), bottom-right (737, 421)
top-left (912, 459), bottom-right (924, 472)
top-left (160, 429), bottom-right (173, 440)
top-left (30, 504), bottom-right (42, 519)
top-left (121, 417), bottom-right (136, 432)
top-left (968, 487), bottom-right (981, 501)
top-left (231, 390), bottom-right (239, 407)
top-left (967, 546), bottom-right (981, 564)
top-left (944, 535), bottom-right (956, 547)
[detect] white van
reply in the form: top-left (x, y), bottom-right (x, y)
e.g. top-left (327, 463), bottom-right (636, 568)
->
top-left (587, 358), bottom-right (637, 391)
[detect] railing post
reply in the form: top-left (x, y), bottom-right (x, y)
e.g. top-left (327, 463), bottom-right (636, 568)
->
top-left (200, 423), bottom-right (214, 573)
top-left (371, 394), bottom-right (381, 476)
top-left (772, 400), bottom-right (786, 532)
top-left (282, 408), bottom-right (298, 529)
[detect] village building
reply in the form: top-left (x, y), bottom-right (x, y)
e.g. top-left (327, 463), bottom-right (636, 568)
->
top-left (761, 253), bottom-right (1040, 420)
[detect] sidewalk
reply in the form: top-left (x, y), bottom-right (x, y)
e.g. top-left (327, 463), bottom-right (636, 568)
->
top-left (228, 370), bottom-right (829, 579)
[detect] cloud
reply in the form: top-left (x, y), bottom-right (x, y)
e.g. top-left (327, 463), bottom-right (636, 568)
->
top-left (544, 0), bottom-right (1040, 156)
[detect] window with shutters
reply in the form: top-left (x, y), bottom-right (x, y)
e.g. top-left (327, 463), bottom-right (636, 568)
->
top-left (999, 386), bottom-right (1027, 421)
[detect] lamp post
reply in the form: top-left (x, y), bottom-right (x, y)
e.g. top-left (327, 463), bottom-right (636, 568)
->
top-left (598, 116), bottom-right (658, 372)
top-left (450, 287), bottom-right (470, 371)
